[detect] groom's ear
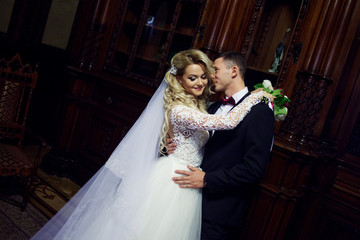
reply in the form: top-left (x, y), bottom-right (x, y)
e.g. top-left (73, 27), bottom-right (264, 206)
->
top-left (231, 66), bottom-right (239, 78)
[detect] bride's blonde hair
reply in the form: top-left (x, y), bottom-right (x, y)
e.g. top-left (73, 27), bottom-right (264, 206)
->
top-left (160, 49), bottom-right (214, 152)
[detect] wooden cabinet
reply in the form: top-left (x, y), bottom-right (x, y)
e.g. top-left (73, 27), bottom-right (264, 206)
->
top-left (54, 68), bottom-right (152, 183)
top-left (44, 0), bottom-right (208, 184)
top-left (246, 0), bottom-right (302, 87)
top-left (75, 0), bottom-right (207, 87)
top-left (105, 0), bottom-right (206, 86)
top-left (195, 0), bottom-right (307, 89)
top-left (194, 0), bottom-right (360, 239)
top-left (2, 0), bottom-right (360, 238)
top-left (7, 0), bottom-right (355, 238)
top-left (247, 1), bottom-right (300, 72)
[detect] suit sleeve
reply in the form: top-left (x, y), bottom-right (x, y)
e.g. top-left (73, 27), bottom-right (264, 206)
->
top-left (205, 103), bottom-right (274, 193)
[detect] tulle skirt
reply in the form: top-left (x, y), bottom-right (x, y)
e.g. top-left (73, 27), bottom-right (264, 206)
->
top-left (33, 155), bottom-right (202, 240)
top-left (76, 155), bottom-right (201, 240)
top-left (135, 155), bottom-right (202, 240)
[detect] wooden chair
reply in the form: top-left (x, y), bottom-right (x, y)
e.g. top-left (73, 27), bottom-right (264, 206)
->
top-left (0, 54), bottom-right (44, 211)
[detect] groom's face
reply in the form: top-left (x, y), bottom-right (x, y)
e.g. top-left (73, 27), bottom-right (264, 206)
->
top-left (212, 57), bottom-right (232, 94)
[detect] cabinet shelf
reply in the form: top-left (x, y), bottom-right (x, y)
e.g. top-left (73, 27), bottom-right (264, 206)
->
top-left (115, 50), bottom-right (162, 63)
top-left (247, 66), bottom-right (279, 76)
top-left (247, 1), bottom-right (301, 76)
top-left (144, 23), bottom-right (170, 32)
top-left (245, 66), bottom-right (279, 91)
top-left (174, 29), bottom-right (194, 37)
top-left (142, 23), bottom-right (195, 37)
top-left (105, 0), bottom-right (206, 87)
top-left (135, 55), bottom-right (161, 64)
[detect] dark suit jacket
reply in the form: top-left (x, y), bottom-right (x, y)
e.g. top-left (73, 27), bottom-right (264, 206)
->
top-left (201, 92), bottom-right (274, 226)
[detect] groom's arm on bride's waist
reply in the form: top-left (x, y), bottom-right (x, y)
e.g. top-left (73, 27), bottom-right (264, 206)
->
top-left (172, 165), bottom-right (206, 189)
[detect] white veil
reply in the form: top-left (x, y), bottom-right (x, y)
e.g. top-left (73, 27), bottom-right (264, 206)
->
top-left (31, 79), bottom-right (167, 240)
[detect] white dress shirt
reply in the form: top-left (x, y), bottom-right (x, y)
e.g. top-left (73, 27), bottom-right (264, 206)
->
top-left (215, 87), bottom-right (250, 115)
top-left (212, 88), bottom-right (274, 151)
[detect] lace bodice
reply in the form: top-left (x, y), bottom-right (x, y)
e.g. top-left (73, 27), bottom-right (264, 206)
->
top-left (169, 91), bottom-right (263, 167)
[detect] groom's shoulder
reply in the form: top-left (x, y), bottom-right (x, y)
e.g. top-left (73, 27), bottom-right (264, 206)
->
top-left (248, 101), bottom-right (274, 118)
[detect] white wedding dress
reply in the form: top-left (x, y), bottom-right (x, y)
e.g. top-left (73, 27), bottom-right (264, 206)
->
top-left (31, 79), bottom-right (262, 240)
top-left (134, 94), bottom-right (262, 240)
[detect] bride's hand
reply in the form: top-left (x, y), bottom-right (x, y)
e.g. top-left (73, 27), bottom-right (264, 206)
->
top-left (251, 88), bottom-right (263, 94)
top-left (252, 88), bottom-right (275, 102)
top-left (262, 91), bottom-right (275, 102)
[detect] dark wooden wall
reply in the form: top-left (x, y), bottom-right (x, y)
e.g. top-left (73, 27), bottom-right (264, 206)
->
top-left (0, 0), bottom-right (359, 239)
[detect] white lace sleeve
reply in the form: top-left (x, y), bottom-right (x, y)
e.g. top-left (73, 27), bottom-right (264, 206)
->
top-left (171, 92), bottom-right (263, 131)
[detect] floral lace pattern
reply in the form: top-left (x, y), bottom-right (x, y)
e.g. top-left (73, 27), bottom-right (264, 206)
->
top-left (170, 91), bottom-right (263, 167)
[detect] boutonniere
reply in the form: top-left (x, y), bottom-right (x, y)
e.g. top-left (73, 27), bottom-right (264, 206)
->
top-left (254, 80), bottom-right (290, 121)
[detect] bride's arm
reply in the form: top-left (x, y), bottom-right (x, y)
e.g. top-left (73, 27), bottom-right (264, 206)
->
top-left (171, 91), bottom-right (266, 131)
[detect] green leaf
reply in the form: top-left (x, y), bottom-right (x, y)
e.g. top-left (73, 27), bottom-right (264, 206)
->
top-left (272, 89), bottom-right (282, 96)
top-left (274, 107), bottom-right (287, 116)
top-left (253, 83), bottom-right (264, 89)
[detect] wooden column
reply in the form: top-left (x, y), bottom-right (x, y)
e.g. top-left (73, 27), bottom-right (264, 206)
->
top-left (77, 0), bottom-right (116, 70)
top-left (197, 0), bottom-right (265, 57)
top-left (242, 0), bottom-right (360, 239)
top-left (279, 0), bottom-right (359, 148)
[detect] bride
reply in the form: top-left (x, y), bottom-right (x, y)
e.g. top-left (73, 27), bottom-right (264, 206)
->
top-left (31, 49), bottom-right (270, 240)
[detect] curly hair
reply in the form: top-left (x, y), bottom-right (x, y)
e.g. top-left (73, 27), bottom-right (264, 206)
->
top-left (160, 49), bottom-right (214, 152)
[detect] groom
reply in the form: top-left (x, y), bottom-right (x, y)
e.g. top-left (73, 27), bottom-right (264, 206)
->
top-left (171, 51), bottom-right (274, 240)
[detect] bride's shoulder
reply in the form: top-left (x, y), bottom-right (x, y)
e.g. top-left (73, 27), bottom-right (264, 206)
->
top-left (170, 104), bottom-right (190, 111)
top-left (170, 105), bottom-right (197, 118)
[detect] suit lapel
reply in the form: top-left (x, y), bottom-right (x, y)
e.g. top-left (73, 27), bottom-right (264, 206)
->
top-left (208, 91), bottom-right (251, 114)
top-left (209, 92), bottom-right (251, 139)
top-left (208, 101), bottom-right (222, 114)
top-left (207, 102), bottom-right (221, 139)
top-left (207, 92), bottom-right (251, 139)
top-left (229, 92), bottom-right (251, 112)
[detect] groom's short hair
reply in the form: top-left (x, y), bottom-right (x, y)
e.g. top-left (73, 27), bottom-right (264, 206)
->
top-left (214, 51), bottom-right (246, 79)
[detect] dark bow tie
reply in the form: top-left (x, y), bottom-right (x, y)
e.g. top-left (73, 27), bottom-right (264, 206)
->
top-left (219, 96), bottom-right (235, 105)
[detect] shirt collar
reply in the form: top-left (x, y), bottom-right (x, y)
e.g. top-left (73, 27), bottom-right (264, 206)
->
top-left (229, 87), bottom-right (249, 104)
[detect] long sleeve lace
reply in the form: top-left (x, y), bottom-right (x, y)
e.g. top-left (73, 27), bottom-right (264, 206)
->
top-left (171, 91), bottom-right (264, 132)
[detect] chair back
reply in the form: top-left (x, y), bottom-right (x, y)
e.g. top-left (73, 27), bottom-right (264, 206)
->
top-left (0, 54), bottom-right (38, 147)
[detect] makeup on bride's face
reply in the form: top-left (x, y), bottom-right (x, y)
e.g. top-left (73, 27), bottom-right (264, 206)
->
top-left (179, 64), bottom-right (208, 97)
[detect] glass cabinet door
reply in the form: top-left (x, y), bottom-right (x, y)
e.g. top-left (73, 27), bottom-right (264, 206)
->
top-left (105, 0), bottom-right (206, 87)
top-left (245, 0), bottom-right (302, 89)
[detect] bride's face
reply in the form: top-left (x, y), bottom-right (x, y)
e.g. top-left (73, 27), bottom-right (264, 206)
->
top-left (177, 64), bottom-right (208, 98)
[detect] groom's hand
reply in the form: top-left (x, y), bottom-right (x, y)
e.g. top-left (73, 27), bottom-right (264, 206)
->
top-left (172, 165), bottom-right (205, 188)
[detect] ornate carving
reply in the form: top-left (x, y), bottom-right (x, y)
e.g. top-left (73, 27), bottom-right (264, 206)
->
top-left (104, 0), bottom-right (127, 69)
top-left (104, 0), bottom-right (206, 88)
top-left (293, 42), bottom-right (303, 64)
top-left (277, 0), bottom-right (310, 87)
top-left (78, 23), bottom-right (106, 70)
top-left (197, 24), bottom-right (206, 40)
top-left (154, 1), bottom-right (182, 84)
top-left (78, 0), bottom-right (114, 70)
top-left (251, 10), bottom-right (272, 67)
top-left (240, 0), bottom-right (264, 57)
top-left (280, 71), bottom-right (333, 144)
top-left (125, 1), bottom-right (151, 73)
top-left (103, 0), bottom-right (159, 87)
